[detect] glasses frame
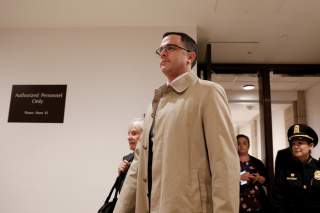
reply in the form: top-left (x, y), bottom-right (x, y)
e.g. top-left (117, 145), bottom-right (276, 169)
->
top-left (155, 44), bottom-right (191, 56)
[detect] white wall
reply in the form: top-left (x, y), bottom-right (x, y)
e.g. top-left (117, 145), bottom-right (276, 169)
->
top-left (271, 106), bottom-right (287, 161)
top-left (238, 122), bottom-right (253, 154)
top-left (0, 27), bottom-right (196, 213)
top-left (238, 123), bottom-right (252, 140)
top-left (306, 81), bottom-right (320, 159)
top-left (227, 90), bottom-right (297, 102)
top-left (234, 103), bottom-right (290, 164)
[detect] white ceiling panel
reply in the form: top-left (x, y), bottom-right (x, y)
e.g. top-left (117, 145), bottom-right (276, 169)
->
top-left (1, 0), bottom-right (320, 64)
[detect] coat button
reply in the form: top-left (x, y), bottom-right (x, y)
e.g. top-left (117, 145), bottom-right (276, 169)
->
top-left (303, 185), bottom-right (307, 189)
top-left (143, 178), bottom-right (147, 183)
top-left (142, 144), bottom-right (147, 150)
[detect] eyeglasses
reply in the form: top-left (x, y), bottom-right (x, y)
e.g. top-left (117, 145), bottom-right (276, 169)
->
top-left (155, 44), bottom-right (190, 56)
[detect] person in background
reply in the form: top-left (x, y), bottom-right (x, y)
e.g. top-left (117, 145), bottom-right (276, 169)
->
top-left (237, 134), bottom-right (269, 213)
top-left (117, 118), bottom-right (144, 191)
top-left (114, 32), bottom-right (239, 213)
top-left (272, 123), bottom-right (320, 213)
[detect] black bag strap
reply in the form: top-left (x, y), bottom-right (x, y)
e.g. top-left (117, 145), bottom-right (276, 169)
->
top-left (97, 175), bottom-right (124, 213)
top-left (104, 175), bottom-right (121, 203)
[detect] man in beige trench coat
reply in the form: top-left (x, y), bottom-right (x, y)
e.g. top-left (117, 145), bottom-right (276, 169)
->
top-left (114, 32), bottom-right (240, 213)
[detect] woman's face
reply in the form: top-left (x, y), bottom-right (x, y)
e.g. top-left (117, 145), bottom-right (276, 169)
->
top-left (291, 139), bottom-right (313, 161)
top-left (127, 127), bottom-right (142, 151)
top-left (238, 137), bottom-right (249, 155)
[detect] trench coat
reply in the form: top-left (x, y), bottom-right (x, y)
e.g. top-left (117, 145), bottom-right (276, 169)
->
top-left (114, 71), bottom-right (240, 213)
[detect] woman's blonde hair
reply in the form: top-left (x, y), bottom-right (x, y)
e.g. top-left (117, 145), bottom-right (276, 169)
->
top-left (128, 117), bottom-right (144, 133)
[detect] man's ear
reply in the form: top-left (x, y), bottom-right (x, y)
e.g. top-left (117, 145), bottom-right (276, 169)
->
top-left (187, 52), bottom-right (196, 66)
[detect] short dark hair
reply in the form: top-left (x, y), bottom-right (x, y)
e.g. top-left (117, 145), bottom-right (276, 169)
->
top-left (237, 134), bottom-right (250, 147)
top-left (162, 32), bottom-right (198, 68)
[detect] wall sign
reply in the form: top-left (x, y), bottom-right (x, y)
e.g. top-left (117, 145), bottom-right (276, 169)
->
top-left (8, 85), bottom-right (67, 123)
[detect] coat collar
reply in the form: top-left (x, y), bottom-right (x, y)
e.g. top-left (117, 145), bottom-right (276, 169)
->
top-left (168, 71), bottom-right (198, 94)
top-left (151, 71), bottom-right (198, 118)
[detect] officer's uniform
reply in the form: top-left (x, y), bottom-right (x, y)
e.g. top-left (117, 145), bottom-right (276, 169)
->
top-left (273, 124), bottom-right (320, 213)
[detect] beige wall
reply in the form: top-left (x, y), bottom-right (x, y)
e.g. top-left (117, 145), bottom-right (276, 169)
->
top-left (306, 81), bottom-right (320, 159)
top-left (0, 27), bottom-right (196, 213)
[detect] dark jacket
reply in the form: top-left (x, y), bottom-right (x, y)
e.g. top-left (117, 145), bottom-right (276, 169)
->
top-left (273, 157), bottom-right (320, 213)
top-left (275, 147), bottom-right (292, 177)
top-left (240, 155), bottom-right (269, 213)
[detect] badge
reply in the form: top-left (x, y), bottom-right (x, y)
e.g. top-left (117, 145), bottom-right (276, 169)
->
top-left (287, 177), bottom-right (297, 180)
top-left (286, 173), bottom-right (297, 180)
top-left (314, 170), bottom-right (320, 180)
top-left (293, 125), bottom-right (300, 134)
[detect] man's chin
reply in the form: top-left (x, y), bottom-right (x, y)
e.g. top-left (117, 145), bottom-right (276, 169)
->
top-left (160, 66), bottom-right (169, 74)
top-left (160, 63), bottom-right (166, 69)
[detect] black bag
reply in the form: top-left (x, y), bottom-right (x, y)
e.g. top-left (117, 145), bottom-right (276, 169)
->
top-left (98, 176), bottom-right (121, 213)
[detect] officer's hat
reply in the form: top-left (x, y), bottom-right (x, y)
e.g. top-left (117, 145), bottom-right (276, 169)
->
top-left (287, 123), bottom-right (318, 146)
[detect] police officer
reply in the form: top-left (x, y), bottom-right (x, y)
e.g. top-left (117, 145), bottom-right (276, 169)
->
top-left (273, 123), bottom-right (320, 213)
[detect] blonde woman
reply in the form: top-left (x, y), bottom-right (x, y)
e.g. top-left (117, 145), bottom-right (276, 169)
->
top-left (117, 118), bottom-right (144, 190)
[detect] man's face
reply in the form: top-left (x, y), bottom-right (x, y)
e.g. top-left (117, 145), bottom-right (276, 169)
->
top-left (291, 139), bottom-right (313, 160)
top-left (158, 35), bottom-right (190, 81)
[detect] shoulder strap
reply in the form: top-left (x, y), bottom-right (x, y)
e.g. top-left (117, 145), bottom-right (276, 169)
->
top-left (123, 153), bottom-right (134, 162)
top-left (104, 176), bottom-right (121, 203)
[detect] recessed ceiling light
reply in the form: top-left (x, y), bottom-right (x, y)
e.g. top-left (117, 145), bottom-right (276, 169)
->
top-left (243, 84), bottom-right (255, 91)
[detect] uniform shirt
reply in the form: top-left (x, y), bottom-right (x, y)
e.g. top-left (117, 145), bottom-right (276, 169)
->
top-left (273, 157), bottom-right (320, 213)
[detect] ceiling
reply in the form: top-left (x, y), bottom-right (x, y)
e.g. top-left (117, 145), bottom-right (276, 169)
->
top-left (212, 73), bottom-right (320, 91)
top-left (1, 0), bottom-right (320, 64)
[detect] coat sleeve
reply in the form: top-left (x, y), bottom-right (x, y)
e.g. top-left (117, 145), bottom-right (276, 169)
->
top-left (113, 140), bottom-right (141, 213)
top-left (202, 83), bottom-right (240, 213)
